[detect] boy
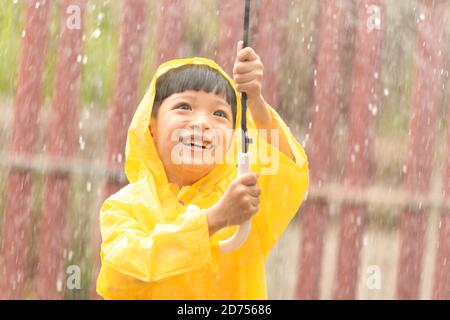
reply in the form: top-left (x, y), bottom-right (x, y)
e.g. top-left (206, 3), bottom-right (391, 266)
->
top-left (96, 42), bottom-right (309, 299)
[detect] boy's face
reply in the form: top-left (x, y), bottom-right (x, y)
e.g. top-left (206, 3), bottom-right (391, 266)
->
top-left (149, 90), bottom-right (235, 186)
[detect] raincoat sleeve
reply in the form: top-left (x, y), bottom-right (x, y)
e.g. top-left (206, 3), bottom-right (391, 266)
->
top-left (99, 192), bottom-right (218, 284)
top-left (253, 106), bottom-right (309, 259)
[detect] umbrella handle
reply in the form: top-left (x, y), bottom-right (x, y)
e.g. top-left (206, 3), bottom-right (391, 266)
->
top-left (219, 152), bottom-right (252, 253)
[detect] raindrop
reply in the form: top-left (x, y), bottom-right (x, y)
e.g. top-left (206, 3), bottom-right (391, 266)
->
top-left (314, 105), bottom-right (319, 113)
top-left (371, 106), bottom-right (378, 116)
top-left (86, 181), bottom-right (92, 192)
top-left (301, 133), bottom-right (309, 147)
top-left (21, 30), bottom-right (26, 38)
top-left (56, 279), bottom-right (63, 292)
top-left (354, 144), bottom-right (360, 153)
top-left (117, 153), bottom-right (123, 163)
top-left (91, 28), bottom-right (102, 39)
top-left (35, 2), bottom-right (40, 9)
top-left (79, 135), bottom-right (85, 151)
top-left (351, 154), bottom-right (356, 163)
top-left (383, 88), bottom-right (389, 96)
top-left (363, 235), bottom-right (369, 246)
top-left (402, 164), bottom-right (407, 174)
top-left (97, 12), bottom-right (105, 22)
top-left (368, 103), bottom-right (378, 116)
top-left (419, 12), bottom-right (425, 20)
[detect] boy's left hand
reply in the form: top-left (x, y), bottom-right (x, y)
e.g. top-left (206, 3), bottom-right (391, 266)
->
top-left (233, 41), bottom-right (271, 126)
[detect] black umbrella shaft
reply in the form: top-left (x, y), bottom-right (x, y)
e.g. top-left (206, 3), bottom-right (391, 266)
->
top-left (241, 0), bottom-right (250, 153)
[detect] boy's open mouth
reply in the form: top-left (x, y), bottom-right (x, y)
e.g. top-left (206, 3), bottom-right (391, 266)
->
top-left (178, 134), bottom-right (214, 150)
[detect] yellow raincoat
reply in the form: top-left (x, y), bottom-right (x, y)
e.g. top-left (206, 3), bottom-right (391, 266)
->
top-left (96, 57), bottom-right (309, 299)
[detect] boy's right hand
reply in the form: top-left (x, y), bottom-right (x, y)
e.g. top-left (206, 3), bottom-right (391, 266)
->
top-left (206, 172), bottom-right (261, 236)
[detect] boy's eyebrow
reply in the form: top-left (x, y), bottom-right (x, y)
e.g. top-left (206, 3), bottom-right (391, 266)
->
top-left (173, 93), bottom-right (231, 108)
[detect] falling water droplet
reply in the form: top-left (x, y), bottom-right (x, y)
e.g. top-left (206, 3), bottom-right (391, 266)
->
top-left (91, 28), bottom-right (101, 39)
top-left (402, 164), bottom-right (407, 174)
top-left (79, 136), bottom-right (85, 151)
top-left (56, 279), bottom-right (63, 292)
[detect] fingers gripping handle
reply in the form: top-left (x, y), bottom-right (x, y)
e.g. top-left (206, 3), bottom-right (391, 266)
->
top-left (219, 153), bottom-right (252, 254)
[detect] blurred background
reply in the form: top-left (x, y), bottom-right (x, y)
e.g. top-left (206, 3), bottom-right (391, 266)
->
top-left (0, 0), bottom-right (449, 300)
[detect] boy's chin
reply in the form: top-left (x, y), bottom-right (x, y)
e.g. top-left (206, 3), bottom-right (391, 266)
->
top-left (177, 162), bottom-right (215, 174)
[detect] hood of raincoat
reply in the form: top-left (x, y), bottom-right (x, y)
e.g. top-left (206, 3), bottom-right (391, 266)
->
top-left (125, 57), bottom-right (247, 190)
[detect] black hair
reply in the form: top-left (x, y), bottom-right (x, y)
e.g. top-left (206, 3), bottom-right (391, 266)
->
top-left (152, 65), bottom-right (237, 126)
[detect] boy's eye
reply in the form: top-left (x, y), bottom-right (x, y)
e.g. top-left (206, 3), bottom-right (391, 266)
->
top-left (175, 104), bottom-right (192, 111)
top-left (213, 110), bottom-right (228, 119)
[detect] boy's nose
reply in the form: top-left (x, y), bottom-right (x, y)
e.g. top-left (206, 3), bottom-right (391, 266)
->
top-left (189, 117), bottom-right (211, 131)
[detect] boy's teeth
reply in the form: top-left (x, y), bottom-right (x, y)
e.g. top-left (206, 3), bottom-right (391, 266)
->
top-left (180, 136), bottom-right (212, 150)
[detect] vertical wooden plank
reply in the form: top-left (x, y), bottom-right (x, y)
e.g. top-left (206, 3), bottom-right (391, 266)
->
top-left (295, 0), bottom-right (347, 300)
top-left (433, 53), bottom-right (450, 301)
top-left (91, 0), bottom-right (148, 298)
top-left (333, 0), bottom-right (384, 300)
top-left (252, 0), bottom-right (287, 109)
top-left (35, 0), bottom-right (87, 300)
top-left (396, 0), bottom-right (448, 300)
top-left (0, 0), bottom-right (50, 299)
top-left (155, 0), bottom-right (186, 66)
top-left (216, 0), bottom-right (244, 75)
top-left (105, 0), bottom-right (147, 188)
